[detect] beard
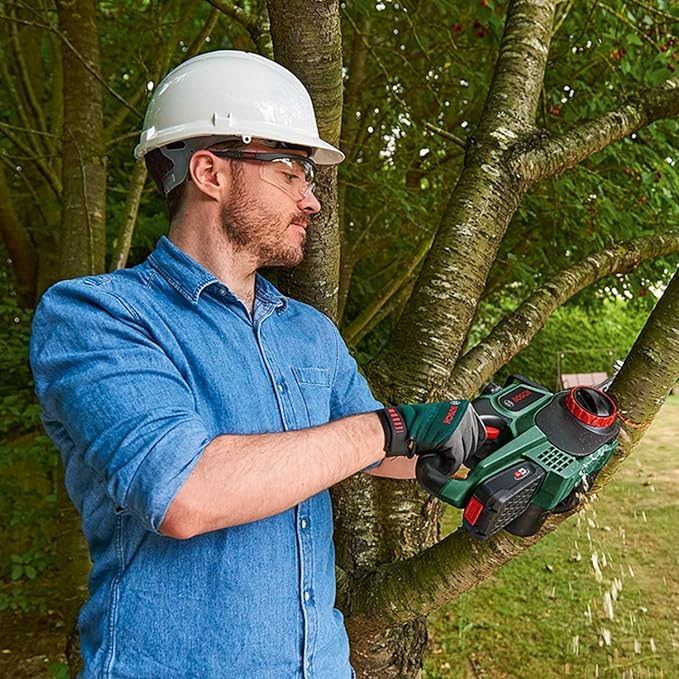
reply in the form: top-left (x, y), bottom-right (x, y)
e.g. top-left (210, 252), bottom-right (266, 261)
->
top-left (219, 184), bottom-right (307, 268)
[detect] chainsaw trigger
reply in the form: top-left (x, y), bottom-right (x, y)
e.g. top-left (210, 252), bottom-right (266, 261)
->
top-left (406, 436), bottom-right (417, 458)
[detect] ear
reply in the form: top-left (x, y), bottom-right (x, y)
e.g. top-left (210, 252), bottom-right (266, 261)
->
top-left (188, 150), bottom-right (230, 201)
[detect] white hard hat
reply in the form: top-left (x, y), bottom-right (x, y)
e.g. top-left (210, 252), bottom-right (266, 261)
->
top-left (135, 50), bottom-right (344, 193)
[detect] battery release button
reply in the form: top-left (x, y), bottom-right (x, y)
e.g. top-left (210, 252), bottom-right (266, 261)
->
top-left (464, 496), bottom-right (484, 526)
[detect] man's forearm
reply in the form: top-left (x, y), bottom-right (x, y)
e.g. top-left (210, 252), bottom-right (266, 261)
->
top-left (161, 412), bottom-right (385, 538)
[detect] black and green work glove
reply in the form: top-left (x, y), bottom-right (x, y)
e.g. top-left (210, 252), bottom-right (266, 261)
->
top-left (376, 400), bottom-right (487, 469)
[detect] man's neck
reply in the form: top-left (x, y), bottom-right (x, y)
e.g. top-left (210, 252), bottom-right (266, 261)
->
top-left (168, 222), bottom-right (257, 314)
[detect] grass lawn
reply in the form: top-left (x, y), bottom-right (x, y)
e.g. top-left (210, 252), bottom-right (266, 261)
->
top-left (424, 395), bottom-right (679, 679)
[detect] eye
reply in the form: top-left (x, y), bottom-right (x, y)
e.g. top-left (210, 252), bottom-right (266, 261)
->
top-left (281, 171), bottom-right (305, 185)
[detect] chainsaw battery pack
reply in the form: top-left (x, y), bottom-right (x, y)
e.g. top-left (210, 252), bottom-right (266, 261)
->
top-left (463, 461), bottom-right (545, 539)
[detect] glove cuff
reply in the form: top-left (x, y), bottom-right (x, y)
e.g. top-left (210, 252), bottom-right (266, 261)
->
top-left (376, 407), bottom-right (411, 457)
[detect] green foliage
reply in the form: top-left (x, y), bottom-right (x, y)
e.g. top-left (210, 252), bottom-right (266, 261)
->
top-left (47, 663), bottom-right (71, 679)
top-left (0, 291), bottom-right (58, 612)
top-left (495, 299), bottom-right (648, 388)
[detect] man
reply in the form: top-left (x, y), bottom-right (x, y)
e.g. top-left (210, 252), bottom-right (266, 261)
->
top-left (30, 51), bottom-right (484, 678)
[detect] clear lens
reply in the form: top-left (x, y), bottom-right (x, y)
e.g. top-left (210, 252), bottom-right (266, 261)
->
top-left (259, 157), bottom-right (315, 199)
top-left (209, 149), bottom-right (317, 200)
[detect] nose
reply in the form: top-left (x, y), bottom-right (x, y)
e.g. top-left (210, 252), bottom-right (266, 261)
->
top-left (298, 190), bottom-right (321, 215)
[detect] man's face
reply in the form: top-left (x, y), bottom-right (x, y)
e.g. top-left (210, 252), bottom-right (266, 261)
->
top-left (217, 143), bottom-right (322, 268)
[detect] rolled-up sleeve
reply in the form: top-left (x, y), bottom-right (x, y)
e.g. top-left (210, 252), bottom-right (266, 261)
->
top-left (30, 278), bottom-right (210, 532)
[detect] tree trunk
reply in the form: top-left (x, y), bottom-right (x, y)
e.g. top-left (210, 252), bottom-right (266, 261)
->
top-left (267, 0), bottom-right (344, 321)
top-left (0, 165), bottom-right (36, 306)
top-left (57, 0), bottom-right (106, 279)
top-left (55, 1), bottom-right (107, 674)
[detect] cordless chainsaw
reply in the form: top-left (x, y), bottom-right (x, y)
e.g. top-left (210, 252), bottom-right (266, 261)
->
top-left (416, 376), bottom-right (619, 540)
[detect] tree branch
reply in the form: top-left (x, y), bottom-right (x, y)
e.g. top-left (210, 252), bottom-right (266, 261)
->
top-left (109, 161), bottom-right (147, 271)
top-left (104, 0), bottom-right (188, 142)
top-left (0, 34), bottom-right (41, 156)
top-left (516, 78), bottom-right (679, 185)
top-left (598, 2), bottom-right (663, 50)
top-left (347, 267), bottom-right (679, 628)
top-left (0, 11), bottom-right (142, 120)
top-left (0, 163), bottom-right (37, 305)
top-left (368, 0), bottom-right (559, 403)
top-left (476, 0), bottom-right (557, 136)
top-left (8, 6), bottom-right (50, 154)
top-left (422, 122), bottom-right (466, 149)
top-left (185, 7), bottom-right (220, 58)
top-left (340, 11), bottom-right (371, 163)
top-left (0, 122), bottom-right (62, 197)
top-left (447, 233), bottom-right (679, 397)
top-left (344, 234), bottom-right (432, 346)
top-left (603, 268), bottom-right (679, 480)
top-left (625, 0), bottom-right (679, 21)
top-left (205, 0), bottom-right (272, 55)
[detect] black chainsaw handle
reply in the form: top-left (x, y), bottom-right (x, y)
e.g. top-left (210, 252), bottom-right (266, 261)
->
top-left (416, 416), bottom-right (503, 499)
top-left (416, 452), bottom-right (457, 498)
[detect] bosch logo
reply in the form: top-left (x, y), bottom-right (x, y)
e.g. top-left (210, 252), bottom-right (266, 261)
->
top-left (443, 403), bottom-right (459, 424)
top-left (513, 467), bottom-right (529, 479)
top-left (512, 389), bottom-right (532, 404)
top-left (502, 387), bottom-right (539, 410)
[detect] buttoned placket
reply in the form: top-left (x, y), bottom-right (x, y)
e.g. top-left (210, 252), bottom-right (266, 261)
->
top-left (252, 298), bottom-right (318, 675)
top-left (296, 500), bottom-right (317, 678)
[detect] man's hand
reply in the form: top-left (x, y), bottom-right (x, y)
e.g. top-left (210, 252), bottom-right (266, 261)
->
top-left (376, 400), bottom-right (486, 471)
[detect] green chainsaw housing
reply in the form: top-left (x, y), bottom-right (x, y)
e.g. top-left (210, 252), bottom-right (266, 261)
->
top-left (416, 376), bottom-right (619, 540)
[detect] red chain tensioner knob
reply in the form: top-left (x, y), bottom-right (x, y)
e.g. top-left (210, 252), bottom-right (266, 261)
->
top-left (565, 387), bottom-right (617, 428)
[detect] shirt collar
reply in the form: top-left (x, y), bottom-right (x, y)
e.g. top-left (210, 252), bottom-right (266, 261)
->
top-left (148, 236), bottom-right (288, 311)
top-left (254, 273), bottom-right (288, 312)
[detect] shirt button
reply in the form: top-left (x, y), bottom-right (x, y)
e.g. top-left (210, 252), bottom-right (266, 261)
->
top-left (277, 382), bottom-right (285, 393)
top-left (300, 519), bottom-right (307, 529)
top-left (304, 591), bottom-right (311, 602)
top-left (218, 287), bottom-right (227, 296)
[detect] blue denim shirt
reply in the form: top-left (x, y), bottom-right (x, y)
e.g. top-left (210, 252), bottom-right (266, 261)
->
top-left (30, 236), bottom-right (381, 679)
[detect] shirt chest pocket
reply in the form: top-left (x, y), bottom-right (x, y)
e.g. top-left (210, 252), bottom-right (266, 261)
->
top-left (291, 366), bottom-right (331, 427)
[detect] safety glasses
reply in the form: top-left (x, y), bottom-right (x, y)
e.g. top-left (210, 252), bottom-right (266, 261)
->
top-left (211, 150), bottom-right (317, 200)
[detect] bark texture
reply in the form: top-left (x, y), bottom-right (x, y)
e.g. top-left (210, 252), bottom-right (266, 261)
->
top-left (57, 0), bottom-right (106, 279)
top-left (368, 0), bottom-right (558, 404)
top-left (0, 165), bottom-right (36, 306)
top-left (517, 78), bottom-right (679, 183)
top-left (55, 1), bottom-right (107, 673)
top-left (109, 161), bottom-right (147, 271)
top-left (267, 0), bottom-right (344, 321)
top-left (603, 268), bottom-right (679, 479)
